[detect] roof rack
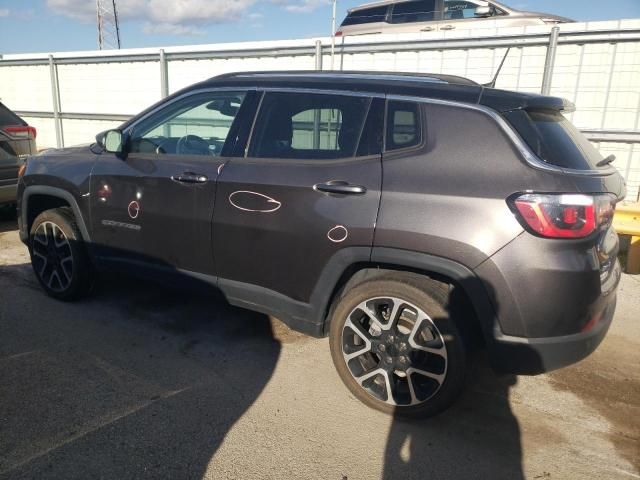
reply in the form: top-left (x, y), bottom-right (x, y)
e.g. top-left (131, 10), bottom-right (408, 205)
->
top-left (214, 70), bottom-right (479, 87)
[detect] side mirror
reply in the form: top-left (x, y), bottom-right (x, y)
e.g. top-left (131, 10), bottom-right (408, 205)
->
top-left (101, 129), bottom-right (128, 159)
top-left (474, 5), bottom-right (492, 17)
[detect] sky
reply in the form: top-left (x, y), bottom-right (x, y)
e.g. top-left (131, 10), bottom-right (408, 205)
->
top-left (0, 0), bottom-right (639, 55)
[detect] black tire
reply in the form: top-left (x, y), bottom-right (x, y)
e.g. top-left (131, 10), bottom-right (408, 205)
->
top-left (329, 272), bottom-right (467, 418)
top-left (29, 207), bottom-right (93, 301)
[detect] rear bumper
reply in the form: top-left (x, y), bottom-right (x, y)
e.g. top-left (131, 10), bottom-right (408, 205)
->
top-left (488, 292), bottom-right (616, 375)
top-left (486, 260), bottom-right (620, 375)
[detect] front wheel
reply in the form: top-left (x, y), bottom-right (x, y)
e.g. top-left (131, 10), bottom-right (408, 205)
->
top-left (29, 207), bottom-right (93, 301)
top-left (329, 273), bottom-right (467, 417)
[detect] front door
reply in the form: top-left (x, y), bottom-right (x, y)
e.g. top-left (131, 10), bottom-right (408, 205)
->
top-left (90, 89), bottom-right (254, 276)
top-left (213, 91), bottom-right (384, 303)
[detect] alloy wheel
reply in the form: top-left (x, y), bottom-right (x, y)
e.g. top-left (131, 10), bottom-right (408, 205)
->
top-left (31, 221), bottom-right (73, 292)
top-left (341, 296), bottom-right (448, 406)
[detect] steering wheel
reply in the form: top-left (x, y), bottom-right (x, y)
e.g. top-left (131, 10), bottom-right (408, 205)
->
top-left (176, 135), bottom-right (211, 156)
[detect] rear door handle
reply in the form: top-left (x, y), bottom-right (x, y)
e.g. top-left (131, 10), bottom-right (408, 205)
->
top-left (314, 181), bottom-right (367, 195)
top-left (441, 24), bottom-right (456, 30)
top-left (421, 26), bottom-right (434, 31)
top-left (171, 172), bottom-right (208, 184)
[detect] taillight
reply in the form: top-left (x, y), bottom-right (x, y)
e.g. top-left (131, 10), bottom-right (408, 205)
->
top-left (511, 193), bottom-right (616, 239)
top-left (18, 163), bottom-right (27, 178)
top-left (2, 125), bottom-right (37, 140)
top-left (335, 30), bottom-right (343, 37)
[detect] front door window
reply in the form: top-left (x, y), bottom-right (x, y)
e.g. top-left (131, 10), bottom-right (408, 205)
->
top-left (128, 92), bottom-right (246, 157)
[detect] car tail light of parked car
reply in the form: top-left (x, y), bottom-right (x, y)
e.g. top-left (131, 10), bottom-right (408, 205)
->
top-left (511, 193), bottom-right (616, 239)
top-left (2, 125), bottom-right (37, 140)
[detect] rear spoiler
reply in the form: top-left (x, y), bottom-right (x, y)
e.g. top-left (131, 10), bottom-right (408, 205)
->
top-left (479, 88), bottom-right (576, 113)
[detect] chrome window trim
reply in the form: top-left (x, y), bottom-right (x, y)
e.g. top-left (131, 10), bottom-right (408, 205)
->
top-left (122, 84), bottom-right (613, 177)
top-left (386, 94), bottom-right (616, 177)
top-left (123, 86), bottom-right (258, 135)
top-left (259, 87), bottom-right (385, 99)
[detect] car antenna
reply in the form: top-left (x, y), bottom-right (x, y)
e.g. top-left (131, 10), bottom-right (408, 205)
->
top-left (483, 47), bottom-right (511, 89)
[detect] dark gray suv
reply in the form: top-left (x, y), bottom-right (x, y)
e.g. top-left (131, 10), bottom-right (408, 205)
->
top-left (1, 102), bottom-right (36, 206)
top-left (16, 71), bottom-right (625, 417)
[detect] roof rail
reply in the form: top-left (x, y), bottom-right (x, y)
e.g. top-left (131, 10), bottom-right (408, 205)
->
top-left (213, 70), bottom-right (479, 86)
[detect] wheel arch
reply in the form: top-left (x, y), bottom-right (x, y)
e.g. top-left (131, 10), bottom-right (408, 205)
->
top-left (315, 247), bottom-right (498, 346)
top-left (21, 186), bottom-right (91, 243)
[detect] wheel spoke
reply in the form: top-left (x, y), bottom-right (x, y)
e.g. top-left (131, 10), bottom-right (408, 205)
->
top-left (408, 314), bottom-right (447, 357)
top-left (345, 317), bottom-right (372, 343)
top-left (408, 367), bottom-right (446, 385)
top-left (53, 226), bottom-right (68, 247)
top-left (33, 232), bottom-right (48, 246)
top-left (358, 302), bottom-right (386, 330)
top-left (47, 269), bottom-right (61, 289)
top-left (354, 368), bottom-right (394, 404)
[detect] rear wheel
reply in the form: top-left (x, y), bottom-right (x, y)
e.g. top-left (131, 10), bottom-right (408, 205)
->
top-left (29, 208), bottom-right (93, 301)
top-left (329, 273), bottom-right (467, 417)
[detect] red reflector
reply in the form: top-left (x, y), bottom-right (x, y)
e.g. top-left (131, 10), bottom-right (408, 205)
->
top-left (563, 207), bottom-right (578, 224)
top-left (3, 125), bottom-right (37, 140)
top-left (512, 193), bottom-right (615, 239)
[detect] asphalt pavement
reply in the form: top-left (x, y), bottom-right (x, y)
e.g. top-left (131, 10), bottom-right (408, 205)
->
top-left (1, 210), bottom-right (638, 480)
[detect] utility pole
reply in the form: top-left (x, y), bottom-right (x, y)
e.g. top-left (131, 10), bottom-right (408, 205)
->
top-left (330, 0), bottom-right (337, 70)
top-left (96, 0), bottom-right (121, 50)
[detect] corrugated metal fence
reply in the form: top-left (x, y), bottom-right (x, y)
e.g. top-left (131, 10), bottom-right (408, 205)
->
top-left (1, 19), bottom-right (639, 200)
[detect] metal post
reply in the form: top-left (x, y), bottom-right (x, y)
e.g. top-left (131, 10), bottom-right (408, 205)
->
top-left (159, 48), bottom-right (169, 99)
top-left (541, 26), bottom-right (560, 95)
top-left (48, 54), bottom-right (64, 148)
top-left (330, 0), bottom-right (337, 70)
top-left (313, 40), bottom-right (323, 149)
top-left (314, 40), bottom-right (323, 71)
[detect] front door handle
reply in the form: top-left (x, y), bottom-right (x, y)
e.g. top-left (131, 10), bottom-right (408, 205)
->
top-left (441, 24), bottom-right (456, 30)
top-left (171, 172), bottom-right (208, 184)
top-left (314, 181), bottom-right (367, 195)
top-left (421, 26), bottom-right (434, 32)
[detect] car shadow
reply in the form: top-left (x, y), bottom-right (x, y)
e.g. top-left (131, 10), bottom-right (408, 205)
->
top-left (0, 264), bottom-right (282, 480)
top-left (2, 246), bottom-right (535, 479)
top-left (382, 280), bottom-right (536, 480)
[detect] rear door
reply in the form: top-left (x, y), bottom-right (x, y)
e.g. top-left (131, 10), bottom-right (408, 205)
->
top-left (213, 90), bottom-right (384, 303)
top-left (90, 89), bottom-right (257, 275)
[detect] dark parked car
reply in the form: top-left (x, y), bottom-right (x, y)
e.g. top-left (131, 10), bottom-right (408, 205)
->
top-left (0, 102), bottom-right (36, 206)
top-left (17, 71), bottom-right (624, 417)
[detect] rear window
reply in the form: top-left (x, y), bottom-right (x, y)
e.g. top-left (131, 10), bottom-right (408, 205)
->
top-left (386, 101), bottom-right (422, 151)
top-left (0, 102), bottom-right (25, 127)
top-left (504, 109), bottom-right (604, 170)
top-left (249, 92), bottom-right (370, 160)
top-left (342, 6), bottom-right (389, 26)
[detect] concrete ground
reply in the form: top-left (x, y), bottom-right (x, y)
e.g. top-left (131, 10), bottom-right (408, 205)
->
top-left (1, 210), bottom-right (639, 480)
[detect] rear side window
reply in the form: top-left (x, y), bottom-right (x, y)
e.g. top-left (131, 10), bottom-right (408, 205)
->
top-left (0, 102), bottom-right (25, 126)
top-left (342, 6), bottom-right (389, 26)
top-left (250, 92), bottom-right (370, 160)
top-left (391, 0), bottom-right (437, 24)
top-left (386, 101), bottom-right (422, 151)
top-left (504, 110), bottom-right (605, 170)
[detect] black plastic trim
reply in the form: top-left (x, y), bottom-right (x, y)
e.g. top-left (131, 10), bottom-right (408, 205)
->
top-left (20, 185), bottom-right (91, 243)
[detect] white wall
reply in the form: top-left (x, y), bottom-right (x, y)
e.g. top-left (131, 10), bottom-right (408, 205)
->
top-left (1, 20), bottom-right (639, 199)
